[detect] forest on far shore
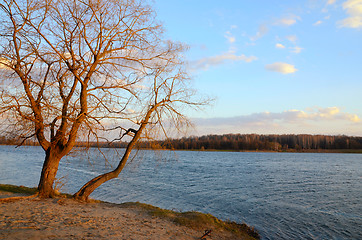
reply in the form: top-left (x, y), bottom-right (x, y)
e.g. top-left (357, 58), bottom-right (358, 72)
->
top-left (2, 134), bottom-right (362, 152)
top-left (135, 134), bottom-right (362, 152)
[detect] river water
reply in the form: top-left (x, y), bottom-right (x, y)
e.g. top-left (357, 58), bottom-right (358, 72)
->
top-left (0, 145), bottom-right (361, 239)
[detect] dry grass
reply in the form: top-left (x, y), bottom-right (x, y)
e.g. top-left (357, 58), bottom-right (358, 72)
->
top-left (0, 184), bottom-right (37, 195)
top-left (0, 184), bottom-right (73, 199)
top-left (120, 202), bottom-right (260, 239)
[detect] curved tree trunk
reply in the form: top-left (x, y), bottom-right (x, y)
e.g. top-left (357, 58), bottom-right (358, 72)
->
top-left (74, 107), bottom-right (155, 201)
top-left (38, 147), bottom-right (62, 198)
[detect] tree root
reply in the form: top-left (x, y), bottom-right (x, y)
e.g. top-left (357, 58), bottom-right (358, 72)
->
top-left (0, 193), bottom-right (39, 203)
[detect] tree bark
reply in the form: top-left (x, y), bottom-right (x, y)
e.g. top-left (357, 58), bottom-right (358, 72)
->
top-left (38, 147), bottom-right (62, 198)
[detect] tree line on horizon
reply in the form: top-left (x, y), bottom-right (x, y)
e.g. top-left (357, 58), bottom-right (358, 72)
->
top-left (132, 134), bottom-right (362, 151)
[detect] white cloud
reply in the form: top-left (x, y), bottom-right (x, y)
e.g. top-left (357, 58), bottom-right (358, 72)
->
top-left (338, 0), bottom-right (362, 28)
top-left (192, 52), bottom-right (258, 71)
top-left (265, 62), bottom-right (298, 74)
top-left (192, 26), bottom-right (257, 71)
top-left (317, 106), bottom-right (340, 117)
top-left (274, 15), bottom-right (301, 26)
top-left (283, 107), bottom-right (361, 122)
top-left (126, 108), bottom-right (135, 113)
top-left (339, 16), bottom-right (362, 28)
top-left (291, 46), bottom-right (303, 53)
top-left (286, 35), bottom-right (298, 43)
top-left (0, 58), bottom-right (12, 70)
top-left (276, 18), bottom-right (296, 26)
top-left (250, 24), bottom-right (268, 41)
top-left (275, 43), bottom-right (286, 49)
top-left (224, 31), bottom-right (236, 44)
top-left (314, 20), bottom-right (323, 25)
top-left (323, 0), bottom-right (337, 13)
top-left (348, 114), bottom-right (361, 122)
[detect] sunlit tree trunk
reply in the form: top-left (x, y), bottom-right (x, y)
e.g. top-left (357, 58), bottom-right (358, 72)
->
top-left (38, 147), bottom-right (62, 198)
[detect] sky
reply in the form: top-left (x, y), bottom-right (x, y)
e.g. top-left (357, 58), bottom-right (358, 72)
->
top-left (153, 0), bottom-right (362, 136)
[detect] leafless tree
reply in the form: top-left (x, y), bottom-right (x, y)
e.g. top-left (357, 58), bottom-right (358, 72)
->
top-left (0, 0), bottom-right (207, 199)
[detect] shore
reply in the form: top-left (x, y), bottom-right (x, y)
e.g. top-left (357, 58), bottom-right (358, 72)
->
top-left (0, 185), bottom-right (259, 240)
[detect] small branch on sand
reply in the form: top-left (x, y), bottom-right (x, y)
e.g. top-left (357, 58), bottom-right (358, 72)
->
top-left (200, 229), bottom-right (212, 239)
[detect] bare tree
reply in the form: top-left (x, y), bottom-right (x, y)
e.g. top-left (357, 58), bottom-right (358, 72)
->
top-left (0, 0), bottom-right (206, 199)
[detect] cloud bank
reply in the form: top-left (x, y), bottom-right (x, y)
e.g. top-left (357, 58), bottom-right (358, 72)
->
top-left (193, 107), bottom-right (362, 136)
top-left (265, 62), bottom-right (298, 74)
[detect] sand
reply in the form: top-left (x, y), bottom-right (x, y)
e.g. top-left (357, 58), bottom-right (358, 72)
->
top-left (0, 191), bottom-right (244, 240)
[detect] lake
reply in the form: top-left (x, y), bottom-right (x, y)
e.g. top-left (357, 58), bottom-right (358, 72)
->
top-left (0, 145), bottom-right (361, 239)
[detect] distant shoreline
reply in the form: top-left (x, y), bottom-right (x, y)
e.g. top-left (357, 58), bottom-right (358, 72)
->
top-left (2, 143), bottom-right (361, 154)
top-left (161, 148), bottom-right (362, 154)
top-left (3, 133), bottom-right (361, 153)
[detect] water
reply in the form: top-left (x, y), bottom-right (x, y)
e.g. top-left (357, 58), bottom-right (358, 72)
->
top-left (0, 145), bottom-right (361, 239)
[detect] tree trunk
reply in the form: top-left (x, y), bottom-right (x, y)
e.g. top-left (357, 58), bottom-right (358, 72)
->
top-left (74, 107), bottom-right (154, 201)
top-left (73, 144), bottom-right (134, 201)
top-left (38, 148), bottom-right (62, 198)
top-left (73, 170), bottom-right (119, 202)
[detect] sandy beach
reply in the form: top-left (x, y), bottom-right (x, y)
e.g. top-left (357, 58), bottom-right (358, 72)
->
top-left (0, 190), bottom-right (258, 240)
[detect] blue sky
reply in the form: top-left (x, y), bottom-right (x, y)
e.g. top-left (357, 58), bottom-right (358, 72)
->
top-left (154, 0), bottom-right (362, 136)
